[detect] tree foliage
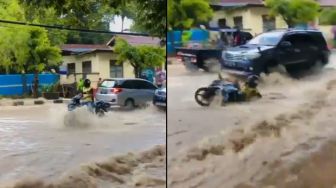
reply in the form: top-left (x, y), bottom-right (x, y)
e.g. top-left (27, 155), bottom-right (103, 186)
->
top-left (20, 0), bottom-right (166, 39)
top-left (0, 0), bottom-right (62, 73)
top-left (265, 0), bottom-right (320, 27)
top-left (114, 38), bottom-right (165, 77)
top-left (131, 0), bottom-right (166, 38)
top-left (320, 8), bottom-right (336, 25)
top-left (168, 0), bottom-right (213, 30)
top-left (0, 0), bottom-right (62, 97)
top-left (20, 0), bottom-right (111, 29)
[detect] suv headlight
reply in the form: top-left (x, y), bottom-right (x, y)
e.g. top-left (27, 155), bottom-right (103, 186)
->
top-left (244, 52), bottom-right (261, 60)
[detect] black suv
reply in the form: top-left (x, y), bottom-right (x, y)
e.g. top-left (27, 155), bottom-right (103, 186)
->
top-left (221, 29), bottom-right (330, 76)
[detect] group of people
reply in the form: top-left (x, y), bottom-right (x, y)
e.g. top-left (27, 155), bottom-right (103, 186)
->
top-left (140, 67), bottom-right (166, 88)
top-left (215, 28), bottom-right (250, 49)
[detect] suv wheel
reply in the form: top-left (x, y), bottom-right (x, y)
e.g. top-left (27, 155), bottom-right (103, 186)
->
top-left (313, 57), bottom-right (324, 67)
top-left (265, 64), bottom-right (287, 75)
top-left (124, 99), bottom-right (135, 110)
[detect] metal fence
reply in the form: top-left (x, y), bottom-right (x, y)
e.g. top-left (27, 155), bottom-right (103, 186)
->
top-left (0, 74), bottom-right (60, 96)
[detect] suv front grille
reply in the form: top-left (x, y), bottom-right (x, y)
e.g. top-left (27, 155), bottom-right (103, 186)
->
top-left (225, 53), bottom-right (245, 61)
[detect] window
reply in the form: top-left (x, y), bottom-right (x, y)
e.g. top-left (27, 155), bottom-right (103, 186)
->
top-left (248, 31), bottom-right (284, 46)
top-left (284, 34), bottom-right (316, 49)
top-left (121, 80), bottom-right (136, 89)
top-left (133, 80), bottom-right (157, 90)
top-left (218, 18), bottom-right (229, 28)
top-left (101, 80), bottom-right (116, 88)
top-left (82, 61), bottom-right (92, 73)
top-left (67, 63), bottom-right (75, 74)
top-left (262, 15), bottom-right (275, 32)
top-left (233, 16), bottom-right (243, 29)
top-left (110, 60), bottom-right (123, 78)
top-left (143, 81), bottom-right (158, 90)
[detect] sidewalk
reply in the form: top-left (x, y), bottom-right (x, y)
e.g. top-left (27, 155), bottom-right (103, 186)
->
top-left (0, 97), bottom-right (71, 106)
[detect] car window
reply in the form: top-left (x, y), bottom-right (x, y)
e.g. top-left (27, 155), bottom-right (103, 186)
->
top-left (143, 81), bottom-right (158, 90)
top-left (131, 80), bottom-right (157, 90)
top-left (121, 80), bottom-right (136, 89)
top-left (284, 34), bottom-right (316, 49)
top-left (101, 80), bottom-right (116, 88)
top-left (248, 31), bottom-right (284, 46)
top-left (311, 32), bottom-right (327, 49)
top-left (132, 80), bottom-right (146, 89)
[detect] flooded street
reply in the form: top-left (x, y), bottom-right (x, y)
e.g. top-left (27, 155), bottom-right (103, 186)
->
top-left (168, 53), bottom-right (336, 188)
top-left (0, 104), bottom-right (166, 187)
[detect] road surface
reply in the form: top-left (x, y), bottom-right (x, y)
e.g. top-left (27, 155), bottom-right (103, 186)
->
top-left (0, 104), bottom-right (166, 188)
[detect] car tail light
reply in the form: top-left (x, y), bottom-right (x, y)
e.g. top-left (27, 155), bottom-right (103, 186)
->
top-left (176, 52), bottom-right (182, 61)
top-left (191, 57), bottom-right (197, 63)
top-left (111, 88), bottom-right (122, 94)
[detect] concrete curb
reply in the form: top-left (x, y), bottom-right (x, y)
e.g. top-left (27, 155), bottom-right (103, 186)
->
top-left (0, 98), bottom-right (71, 107)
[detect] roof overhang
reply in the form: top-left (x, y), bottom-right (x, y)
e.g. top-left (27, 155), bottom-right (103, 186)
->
top-left (62, 48), bottom-right (113, 56)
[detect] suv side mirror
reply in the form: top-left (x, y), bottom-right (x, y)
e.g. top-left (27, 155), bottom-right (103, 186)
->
top-left (280, 41), bottom-right (292, 48)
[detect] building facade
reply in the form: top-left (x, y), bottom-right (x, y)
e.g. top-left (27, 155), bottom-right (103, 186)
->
top-left (60, 35), bottom-right (161, 87)
top-left (210, 0), bottom-right (336, 40)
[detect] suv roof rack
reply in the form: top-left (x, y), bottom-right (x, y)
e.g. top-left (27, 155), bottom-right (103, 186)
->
top-left (287, 27), bottom-right (318, 31)
top-left (268, 28), bottom-right (320, 33)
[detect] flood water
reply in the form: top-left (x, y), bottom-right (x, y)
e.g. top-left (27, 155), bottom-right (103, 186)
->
top-left (168, 53), bottom-right (336, 188)
top-left (0, 104), bottom-right (165, 187)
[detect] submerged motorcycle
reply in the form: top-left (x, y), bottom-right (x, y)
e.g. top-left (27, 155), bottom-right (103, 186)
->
top-left (194, 76), bottom-right (261, 107)
top-left (67, 94), bottom-right (111, 117)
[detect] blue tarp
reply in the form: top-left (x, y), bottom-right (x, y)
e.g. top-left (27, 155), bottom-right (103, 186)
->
top-left (0, 74), bottom-right (60, 96)
top-left (167, 29), bottom-right (209, 55)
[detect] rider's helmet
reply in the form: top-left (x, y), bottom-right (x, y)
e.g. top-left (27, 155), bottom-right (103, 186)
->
top-left (83, 79), bottom-right (91, 88)
top-left (246, 75), bottom-right (259, 88)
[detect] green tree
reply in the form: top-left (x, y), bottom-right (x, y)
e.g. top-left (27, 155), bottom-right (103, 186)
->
top-left (0, 0), bottom-right (62, 97)
top-left (20, 0), bottom-right (111, 29)
top-left (320, 8), bottom-right (336, 25)
top-left (108, 0), bottom-right (135, 32)
top-left (114, 38), bottom-right (165, 77)
top-left (168, 0), bottom-right (213, 30)
top-left (131, 0), bottom-right (166, 38)
top-left (26, 28), bottom-right (62, 98)
top-left (265, 0), bottom-right (320, 27)
top-left (20, 0), bottom-right (166, 38)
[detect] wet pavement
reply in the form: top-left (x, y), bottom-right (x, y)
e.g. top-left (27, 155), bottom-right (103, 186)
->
top-left (0, 104), bottom-right (165, 185)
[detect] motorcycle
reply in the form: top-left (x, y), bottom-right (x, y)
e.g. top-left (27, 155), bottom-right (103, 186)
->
top-left (67, 94), bottom-right (111, 117)
top-left (194, 78), bottom-right (261, 107)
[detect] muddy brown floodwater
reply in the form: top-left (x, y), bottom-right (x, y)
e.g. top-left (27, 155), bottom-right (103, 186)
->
top-left (0, 104), bottom-right (166, 188)
top-left (168, 53), bottom-right (336, 188)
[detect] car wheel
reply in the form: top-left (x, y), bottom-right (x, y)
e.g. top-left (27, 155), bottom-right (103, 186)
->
top-left (313, 57), bottom-right (324, 67)
top-left (203, 58), bottom-right (221, 73)
top-left (264, 64), bottom-right (287, 75)
top-left (285, 64), bottom-right (299, 76)
top-left (183, 60), bottom-right (199, 72)
top-left (124, 99), bottom-right (135, 110)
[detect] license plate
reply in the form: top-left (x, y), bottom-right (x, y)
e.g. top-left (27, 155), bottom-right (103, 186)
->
top-left (101, 90), bottom-right (107, 94)
top-left (155, 102), bottom-right (166, 106)
top-left (183, 57), bottom-right (190, 62)
top-left (226, 61), bottom-right (236, 67)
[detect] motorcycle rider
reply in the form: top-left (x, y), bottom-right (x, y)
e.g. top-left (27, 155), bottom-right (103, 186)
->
top-left (241, 75), bottom-right (262, 100)
top-left (77, 78), bottom-right (84, 93)
top-left (81, 78), bottom-right (94, 112)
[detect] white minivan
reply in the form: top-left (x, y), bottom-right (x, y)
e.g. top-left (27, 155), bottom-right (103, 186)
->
top-left (95, 78), bottom-right (158, 108)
